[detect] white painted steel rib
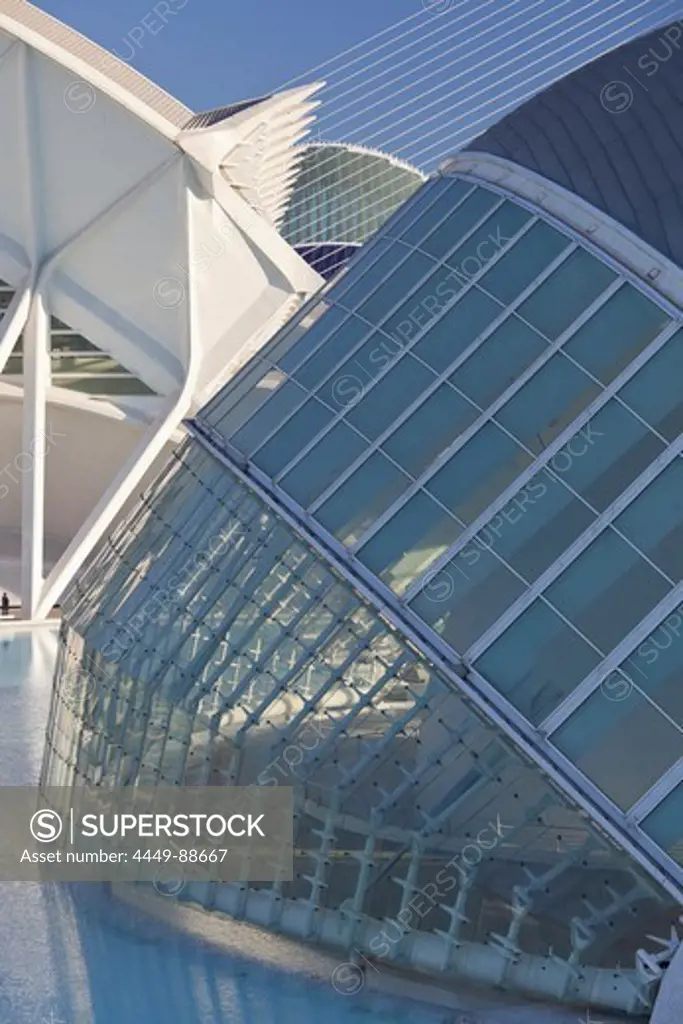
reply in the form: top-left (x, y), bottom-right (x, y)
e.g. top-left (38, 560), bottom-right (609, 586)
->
top-left (465, 432), bottom-right (683, 664)
top-left (187, 419), bottom-right (683, 902)
top-left (540, 582), bottom-right (683, 737)
top-left (403, 320), bottom-right (681, 604)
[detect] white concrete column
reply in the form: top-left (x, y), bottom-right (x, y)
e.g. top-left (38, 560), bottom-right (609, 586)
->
top-left (21, 291), bottom-right (50, 618)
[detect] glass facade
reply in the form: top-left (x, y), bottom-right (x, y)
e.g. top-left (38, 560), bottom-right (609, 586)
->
top-left (279, 144), bottom-right (424, 279)
top-left (42, 170), bottom-right (683, 1013)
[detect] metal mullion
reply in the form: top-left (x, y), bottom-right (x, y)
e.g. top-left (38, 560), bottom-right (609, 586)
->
top-left (466, 434), bottom-right (683, 663)
top-left (347, 240), bottom-right (583, 551)
top-left (204, 579), bottom-right (352, 735)
top-left (542, 581), bottom-right (683, 736)
top-left (272, 633), bottom-right (397, 776)
top-left (246, 191), bottom-right (514, 463)
top-left (450, 167), bottom-right (683, 319)
top-left (263, 623), bottom-right (387, 755)
top-left (214, 182), bottom-right (476, 437)
top-left (141, 521), bottom-right (287, 689)
top-left (405, 318), bottom-right (682, 603)
top-left (189, 423), bottom-right (683, 899)
top-left (208, 182), bottom-right (449, 417)
top-left (630, 758), bottom-right (683, 825)
top-left (124, 508), bottom-right (281, 692)
top-left (268, 197), bottom-right (519, 479)
top-left (186, 554), bottom-right (322, 713)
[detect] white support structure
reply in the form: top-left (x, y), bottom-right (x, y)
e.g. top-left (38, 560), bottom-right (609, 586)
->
top-left (0, 0), bottom-right (324, 617)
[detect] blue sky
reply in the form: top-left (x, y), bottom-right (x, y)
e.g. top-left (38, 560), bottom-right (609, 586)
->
top-left (34, 0), bottom-right (423, 111)
top-left (33, 0), bottom-right (683, 171)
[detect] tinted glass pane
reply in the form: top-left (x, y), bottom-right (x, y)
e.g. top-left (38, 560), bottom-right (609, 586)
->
top-left (359, 491), bottom-right (461, 594)
top-left (643, 782), bottom-right (683, 864)
top-left (621, 616), bottom-right (683, 726)
top-left (279, 422), bottom-right (367, 508)
top-left (564, 286), bottom-right (670, 384)
top-left (517, 248), bottom-right (615, 339)
top-left (345, 355), bottom-right (435, 441)
top-left (428, 424), bottom-right (532, 525)
top-left (462, 472), bottom-right (594, 586)
top-left (559, 402), bottom-right (664, 512)
top-left (614, 458), bottom-right (683, 581)
top-left (445, 200), bottom-right (532, 275)
top-left (411, 287), bottom-right (503, 373)
top-left (419, 188), bottom-right (499, 260)
top-left (411, 551), bottom-right (526, 652)
top-left (356, 250), bottom-right (436, 325)
top-left (547, 529), bottom-right (670, 653)
top-left (231, 379), bottom-right (307, 457)
top-left (475, 600), bottom-right (601, 723)
top-left (397, 179), bottom-right (473, 248)
top-left (252, 399), bottom-right (334, 476)
top-left (382, 384), bottom-right (478, 477)
top-left (277, 303), bottom-right (346, 373)
top-left (293, 314), bottom-right (369, 392)
top-left (479, 221), bottom-right (569, 304)
top-left (620, 328), bottom-right (683, 441)
top-left (553, 688), bottom-right (683, 810)
top-left (496, 354), bottom-right (600, 454)
top-left (450, 316), bottom-right (547, 410)
top-left (317, 453), bottom-right (411, 546)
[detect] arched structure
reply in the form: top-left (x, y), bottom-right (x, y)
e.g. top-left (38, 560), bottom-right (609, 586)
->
top-left (41, 12), bottom-right (683, 1021)
top-left (0, 0), bottom-right (323, 617)
top-left (279, 142), bottom-right (425, 278)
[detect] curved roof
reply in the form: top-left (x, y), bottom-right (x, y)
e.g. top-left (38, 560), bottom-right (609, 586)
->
top-left (467, 19), bottom-right (683, 268)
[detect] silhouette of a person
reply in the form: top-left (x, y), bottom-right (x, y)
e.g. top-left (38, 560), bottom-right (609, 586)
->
top-left (1, 592), bottom-right (9, 617)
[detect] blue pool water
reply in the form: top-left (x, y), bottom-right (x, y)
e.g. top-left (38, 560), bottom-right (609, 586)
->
top-left (0, 629), bottom-right (448, 1024)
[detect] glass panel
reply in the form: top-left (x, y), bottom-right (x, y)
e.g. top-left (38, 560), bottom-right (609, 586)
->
top-left (332, 241), bottom-right (409, 312)
top-left (614, 458), bottom-right (683, 582)
top-left (411, 287), bottom-right (503, 373)
top-left (620, 328), bottom-right (683, 441)
top-left (564, 286), bottom-right (670, 384)
top-left (316, 452), bottom-right (411, 547)
top-left (358, 491), bottom-right (460, 595)
top-left (428, 423), bottom-right (533, 526)
top-left (643, 782), bottom-right (683, 864)
top-left (277, 303), bottom-right (347, 373)
top-left (251, 398), bottom-right (334, 476)
top-left (475, 600), bottom-right (602, 723)
top-left (546, 529), bottom-right (670, 653)
top-left (417, 188), bottom-right (499, 260)
top-left (496, 354), bottom-right (600, 455)
top-left (355, 250), bottom-right (436, 325)
top-left (478, 221), bottom-right (569, 305)
top-left (279, 421), bottom-right (367, 508)
top-left (621, 614), bottom-right (683, 726)
top-left (344, 355), bottom-right (435, 441)
top-left (396, 178), bottom-right (473, 248)
top-left (559, 401), bottom-right (664, 512)
top-left (517, 248), bottom-right (616, 339)
top-left (553, 687), bottom-right (683, 811)
top-left (457, 470), bottom-right (594, 587)
top-left (445, 200), bottom-right (531, 273)
top-left (410, 549), bottom-right (526, 652)
top-left (382, 383), bottom-right (479, 478)
top-left (231, 379), bottom-right (308, 457)
top-left (449, 316), bottom-right (548, 411)
top-left (292, 313), bottom-right (369, 392)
